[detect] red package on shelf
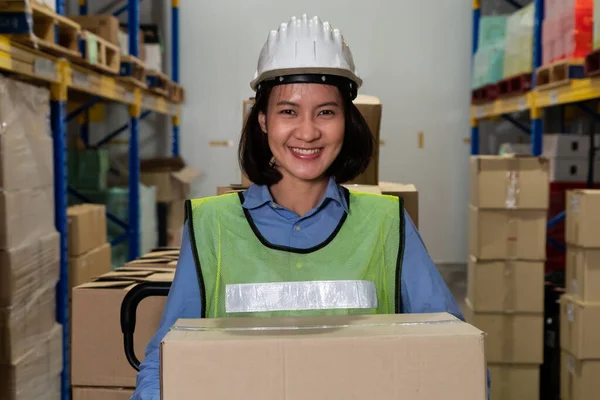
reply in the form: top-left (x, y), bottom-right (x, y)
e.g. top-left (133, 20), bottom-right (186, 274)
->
top-left (564, 29), bottom-right (593, 59)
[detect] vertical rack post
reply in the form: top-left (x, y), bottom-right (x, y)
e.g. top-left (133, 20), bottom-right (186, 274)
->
top-left (471, 0), bottom-right (481, 155)
top-left (171, 0), bottom-right (180, 156)
top-left (79, 0), bottom-right (89, 147)
top-left (51, 60), bottom-right (70, 400)
top-left (128, 0), bottom-right (141, 260)
top-left (531, 0), bottom-right (545, 155)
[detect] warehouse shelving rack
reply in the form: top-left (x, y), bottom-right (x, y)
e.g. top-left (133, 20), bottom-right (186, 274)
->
top-left (470, 0), bottom-right (600, 258)
top-left (0, 1), bottom-right (182, 399)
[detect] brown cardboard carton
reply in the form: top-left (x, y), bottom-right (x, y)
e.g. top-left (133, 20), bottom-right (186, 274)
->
top-left (140, 157), bottom-right (200, 202)
top-left (69, 16), bottom-right (119, 46)
top-left (0, 231), bottom-right (59, 307)
top-left (71, 270), bottom-right (174, 387)
top-left (560, 294), bottom-right (600, 360)
top-left (0, 187), bottom-right (55, 250)
top-left (567, 246), bottom-right (600, 303)
top-left (488, 364), bottom-right (540, 400)
top-left (566, 190), bottom-right (600, 248)
top-left (0, 323), bottom-right (62, 400)
top-left (69, 243), bottom-right (112, 290)
top-left (561, 351), bottom-right (600, 400)
top-left (468, 206), bottom-right (547, 260)
top-left (464, 299), bottom-right (544, 364)
top-left (161, 313), bottom-right (487, 400)
top-left (72, 387), bottom-right (134, 400)
top-left (240, 95), bottom-right (382, 186)
top-left (467, 257), bottom-right (544, 313)
top-left (167, 200), bottom-right (186, 230)
top-left (0, 283), bottom-right (57, 364)
top-left (68, 204), bottom-right (107, 256)
top-left (379, 182), bottom-right (419, 228)
top-left (469, 155), bottom-right (549, 209)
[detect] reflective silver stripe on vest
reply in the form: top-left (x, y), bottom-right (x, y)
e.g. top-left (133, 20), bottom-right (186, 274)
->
top-left (225, 280), bottom-right (378, 313)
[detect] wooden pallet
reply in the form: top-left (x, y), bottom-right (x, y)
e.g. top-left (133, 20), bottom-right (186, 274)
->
top-left (117, 55), bottom-right (147, 88)
top-left (0, 1), bottom-right (81, 59)
top-left (536, 59), bottom-right (585, 89)
top-left (170, 82), bottom-right (184, 103)
top-left (472, 84), bottom-right (498, 104)
top-left (497, 73), bottom-right (532, 98)
top-left (585, 48), bottom-right (600, 77)
top-left (75, 30), bottom-right (120, 74)
top-left (146, 69), bottom-right (170, 97)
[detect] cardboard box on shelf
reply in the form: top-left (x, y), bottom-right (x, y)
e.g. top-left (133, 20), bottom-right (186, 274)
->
top-left (547, 157), bottom-right (600, 182)
top-left (0, 231), bottom-right (59, 307)
top-left (68, 204), bottom-right (108, 257)
top-left (161, 313), bottom-right (486, 399)
top-left (140, 157), bottom-right (200, 203)
top-left (566, 246), bottom-right (600, 302)
top-left (566, 190), bottom-right (600, 247)
top-left (0, 323), bottom-right (62, 400)
top-left (72, 387), bottom-right (134, 400)
top-left (0, 283), bottom-right (57, 364)
top-left (467, 257), bottom-right (544, 313)
top-left (468, 206), bottom-right (547, 261)
top-left (561, 350), bottom-right (600, 400)
top-left (560, 294), bottom-right (600, 359)
top-left (69, 15), bottom-right (120, 46)
top-left (240, 95), bottom-right (382, 186)
top-left (469, 155), bottom-right (549, 210)
top-left (488, 364), bottom-right (540, 400)
top-left (71, 270), bottom-right (174, 387)
top-left (464, 300), bottom-right (544, 364)
top-left (69, 243), bottom-right (112, 290)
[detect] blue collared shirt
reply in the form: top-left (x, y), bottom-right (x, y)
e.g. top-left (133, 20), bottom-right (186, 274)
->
top-left (132, 178), bottom-right (475, 400)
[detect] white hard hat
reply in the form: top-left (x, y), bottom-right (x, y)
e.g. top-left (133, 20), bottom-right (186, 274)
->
top-left (250, 15), bottom-right (362, 99)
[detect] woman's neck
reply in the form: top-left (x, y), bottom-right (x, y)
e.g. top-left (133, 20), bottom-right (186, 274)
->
top-left (269, 176), bottom-right (330, 217)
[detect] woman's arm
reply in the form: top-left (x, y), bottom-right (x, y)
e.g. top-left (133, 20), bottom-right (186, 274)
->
top-left (131, 221), bottom-right (202, 400)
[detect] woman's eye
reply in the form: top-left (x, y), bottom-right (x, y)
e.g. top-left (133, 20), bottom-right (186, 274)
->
top-left (280, 109), bottom-right (295, 115)
top-left (319, 110), bottom-right (334, 116)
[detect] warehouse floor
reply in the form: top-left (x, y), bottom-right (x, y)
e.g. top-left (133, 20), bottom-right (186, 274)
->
top-left (438, 264), bottom-right (467, 313)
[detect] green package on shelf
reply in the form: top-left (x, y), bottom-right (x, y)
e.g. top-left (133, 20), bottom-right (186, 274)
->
top-left (68, 149), bottom-right (110, 191)
top-left (478, 15), bottom-right (508, 51)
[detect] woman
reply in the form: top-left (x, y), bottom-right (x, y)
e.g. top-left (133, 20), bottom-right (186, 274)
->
top-left (132, 15), bottom-right (465, 400)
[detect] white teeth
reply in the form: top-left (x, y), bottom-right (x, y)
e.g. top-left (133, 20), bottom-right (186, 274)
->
top-left (291, 148), bottom-right (321, 155)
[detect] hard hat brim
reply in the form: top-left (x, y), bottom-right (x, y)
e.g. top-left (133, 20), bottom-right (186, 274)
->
top-left (250, 67), bottom-right (363, 92)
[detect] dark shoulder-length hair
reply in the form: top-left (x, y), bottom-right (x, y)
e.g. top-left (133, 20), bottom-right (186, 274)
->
top-left (238, 84), bottom-right (374, 186)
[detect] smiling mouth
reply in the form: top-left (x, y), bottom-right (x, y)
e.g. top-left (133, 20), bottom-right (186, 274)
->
top-left (289, 147), bottom-right (323, 155)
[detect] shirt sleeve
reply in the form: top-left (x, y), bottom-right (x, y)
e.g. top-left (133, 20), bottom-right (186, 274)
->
top-left (131, 221), bottom-right (202, 400)
top-left (398, 211), bottom-right (490, 400)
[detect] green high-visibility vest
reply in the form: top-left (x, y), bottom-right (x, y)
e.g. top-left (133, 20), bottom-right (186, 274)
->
top-left (186, 188), bottom-right (405, 318)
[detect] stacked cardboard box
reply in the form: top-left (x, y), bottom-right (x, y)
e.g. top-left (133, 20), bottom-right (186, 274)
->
top-left (69, 15), bottom-right (120, 47)
top-left (0, 77), bottom-right (62, 399)
top-left (561, 190), bottom-right (600, 399)
top-left (240, 95), bottom-right (382, 186)
top-left (71, 250), bottom-right (176, 400)
top-left (67, 204), bottom-right (112, 290)
top-left (543, 0), bottom-right (593, 64)
top-left (465, 155), bottom-right (549, 400)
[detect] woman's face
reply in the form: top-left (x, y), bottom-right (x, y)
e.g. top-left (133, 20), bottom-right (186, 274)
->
top-left (259, 83), bottom-right (345, 183)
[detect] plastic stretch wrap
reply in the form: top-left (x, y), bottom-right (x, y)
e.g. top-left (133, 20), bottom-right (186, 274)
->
top-left (503, 3), bottom-right (534, 78)
top-left (472, 16), bottom-right (507, 89)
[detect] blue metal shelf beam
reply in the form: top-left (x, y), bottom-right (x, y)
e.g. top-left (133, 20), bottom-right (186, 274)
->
top-left (504, 0), bottom-right (522, 9)
top-left (500, 114), bottom-right (531, 134)
top-left (172, 1), bottom-right (180, 156)
top-left (68, 186), bottom-right (131, 231)
top-left (471, 1), bottom-right (480, 155)
top-left (93, 110), bottom-right (151, 148)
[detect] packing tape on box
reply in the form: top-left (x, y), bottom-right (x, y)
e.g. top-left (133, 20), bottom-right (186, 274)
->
top-left (505, 157), bottom-right (520, 208)
top-left (507, 217), bottom-right (518, 259)
top-left (503, 262), bottom-right (516, 312)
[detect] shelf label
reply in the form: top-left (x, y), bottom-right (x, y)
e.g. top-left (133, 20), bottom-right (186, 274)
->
top-left (72, 70), bottom-right (89, 88)
top-left (550, 91), bottom-right (558, 105)
top-left (518, 98), bottom-right (526, 111)
top-left (143, 96), bottom-right (154, 108)
top-left (124, 91), bottom-right (134, 103)
top-left (34, 58), bottom-right (57, 80)
top-left (475, 106), bottom-right (483, 118)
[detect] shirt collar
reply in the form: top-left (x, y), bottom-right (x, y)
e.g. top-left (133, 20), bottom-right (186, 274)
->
top-left (242, 176), bottom-right (349, 213)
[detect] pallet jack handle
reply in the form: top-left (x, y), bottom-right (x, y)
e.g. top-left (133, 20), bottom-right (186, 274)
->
top-left (121, 281), bottom-right (172, 371)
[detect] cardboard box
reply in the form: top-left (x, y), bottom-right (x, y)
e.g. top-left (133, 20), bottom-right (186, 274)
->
top-left (0, 231), bottom-right (59, 307)
top-left (378, 182), bottom-right (419, 228)
top-left (469, 155), bottom-right (549, 209)
top-left (488, 364), bottom-right (540, 400)
top-left (467, 257), bottom-right (544, 313)
top-left (69, 243), bottom-right (112, 290)
top-left (543, 134), bottom-right (599, 158)
top-left (560, 294), bottom-right (600, 359)
top-left (561, 350), bottom-right (600, 400)
top-left (160, 313), bottom-right (486, 400)
top-left (548, 157), bottom-right (600, 182)
top-left (567, 246), bottom-right (600, 302)
top-left (566, 190), bottom-right (600, 247)
top-left (0, 283), bottom-right (57, 364)
top-left (68, 204), bottom-right (108, 256)
top-left (240, 95), bottom-right (382, 186)
top-left (464, 299), bottom-right (544, 364)
top-left (167, 200), bottom-right (186, 230)
top-left (69, 16), bottom-right (119, 46)
top-left (0, 323), bottom-right (62, 400)
top-left (140, 157), bottom-right (200, 203)
top-left (468, 206), bottom-right (547, 260)
top-left (167, 228), bottom-right (183, 248)
top-left (71, 270), bottom-right (174, 387)
top-left (72, 387), bottom-right (134, 400)
top-left (0, 187), bottom-right (55, 250)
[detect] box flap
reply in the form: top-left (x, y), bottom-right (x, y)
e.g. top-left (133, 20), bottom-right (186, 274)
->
top-left (120, 266), bottom-right (177, 273)
top-left (172, 167), bottom-right (200, 184)
top-left (354, 94), bottom-right (381, 105)
top-left (77, 280), bottom-right (137, 289)
top-left (379, 182), bottom-right (417, 192)
top-left (342, 184), bottom-right (382, 194)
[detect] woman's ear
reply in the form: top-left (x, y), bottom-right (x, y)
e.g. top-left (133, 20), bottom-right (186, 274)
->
top-left (258, 111), bottom-right (267, 134)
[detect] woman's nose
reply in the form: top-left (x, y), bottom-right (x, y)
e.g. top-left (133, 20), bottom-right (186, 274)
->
top-left (294, 117), bottom-right (321, 142)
